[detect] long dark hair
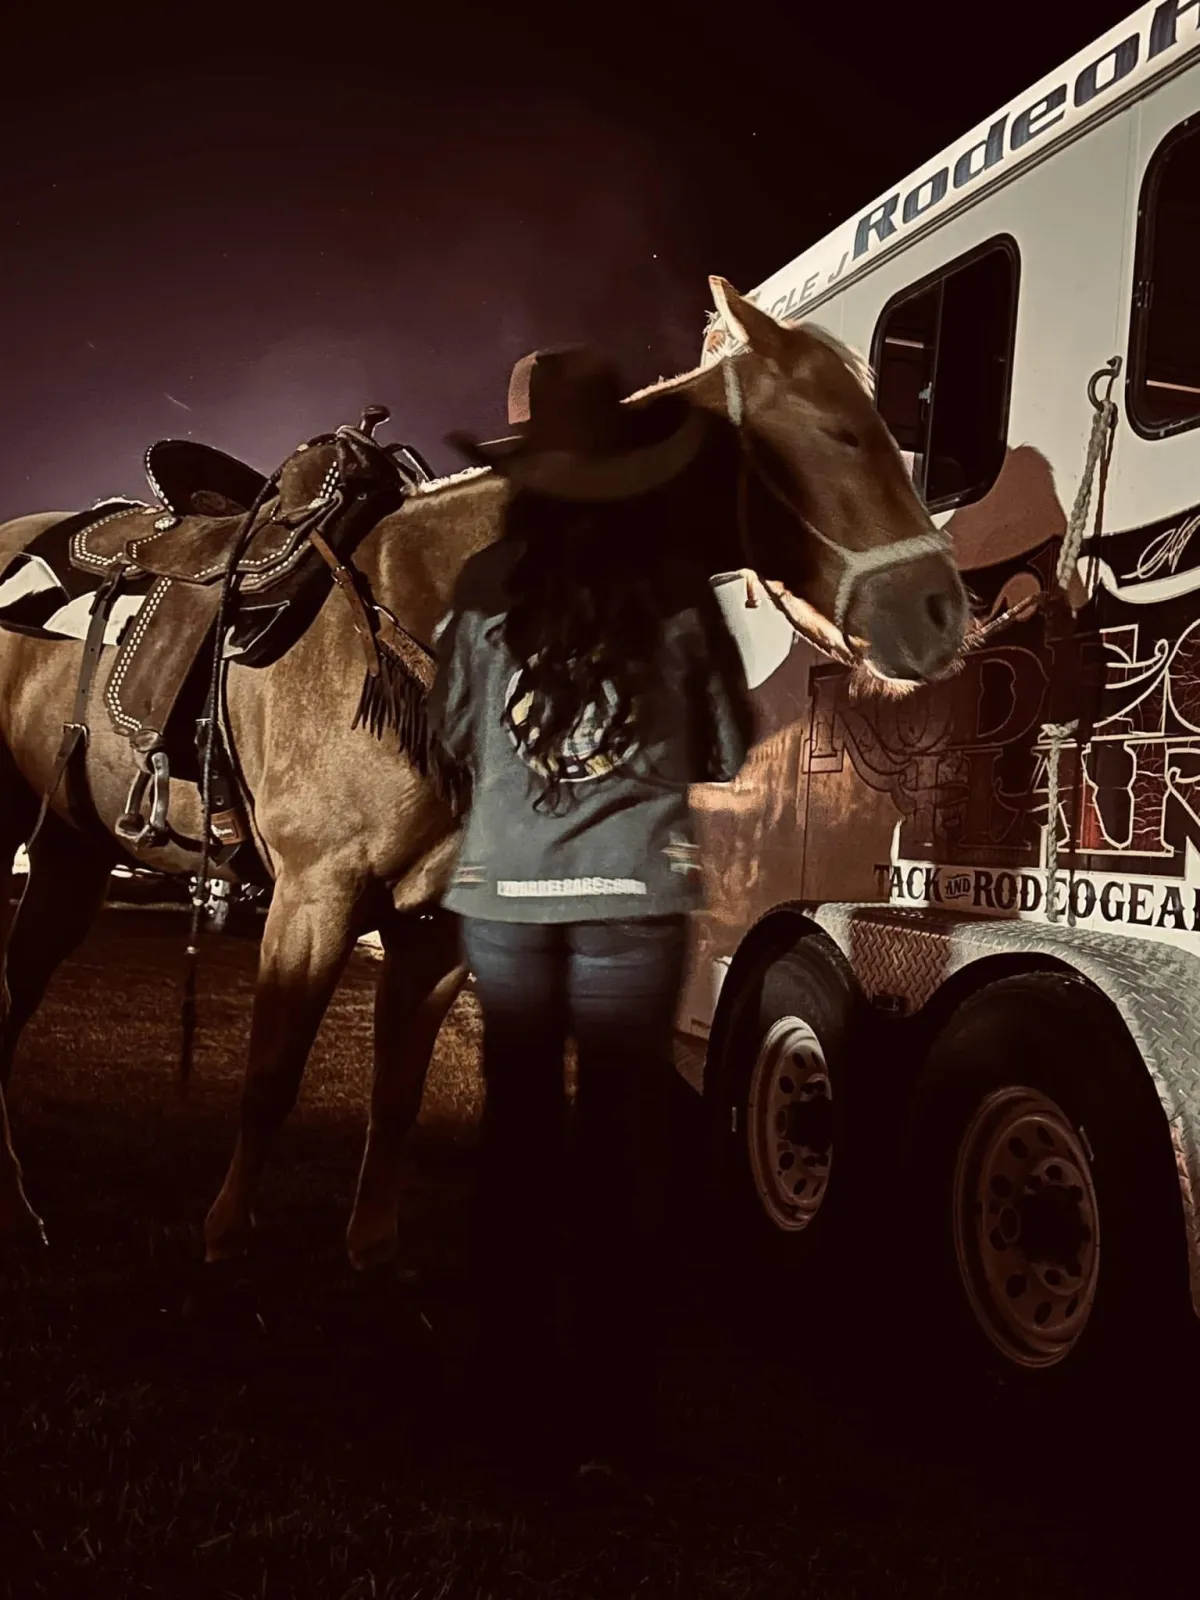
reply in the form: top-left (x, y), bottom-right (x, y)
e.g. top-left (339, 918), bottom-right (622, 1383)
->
top-left (499, 485), bottom-right (709, 813)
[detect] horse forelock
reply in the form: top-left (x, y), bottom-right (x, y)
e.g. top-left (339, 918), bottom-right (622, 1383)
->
top-left (413, 464), bottom-right (494, 496)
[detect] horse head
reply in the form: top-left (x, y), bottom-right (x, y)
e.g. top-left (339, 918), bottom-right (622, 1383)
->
top-left (699, 277), bottom-right (969, 687)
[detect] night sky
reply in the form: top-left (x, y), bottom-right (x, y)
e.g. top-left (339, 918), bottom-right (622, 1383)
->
top-left (1, 1), bottom-right (1137, 510)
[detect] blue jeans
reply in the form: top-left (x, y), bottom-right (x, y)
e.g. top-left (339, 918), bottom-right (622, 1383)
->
top-left (460, 914), bottom-right (688, 1453)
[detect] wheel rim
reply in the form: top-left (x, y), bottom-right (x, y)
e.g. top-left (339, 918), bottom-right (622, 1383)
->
top-left (746, 1016), bottom-right (833, 1233)
top-left (952, 1085), bottom-right (1101, 1369)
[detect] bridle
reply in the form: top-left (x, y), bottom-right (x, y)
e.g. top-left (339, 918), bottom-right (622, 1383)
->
top-left (721, 353), bottom-right (952, 654)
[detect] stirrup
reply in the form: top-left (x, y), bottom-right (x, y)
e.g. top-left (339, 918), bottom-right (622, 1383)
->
top-left (116, 737), bottom-right (171, 848)
top-left (192, 875), bottom-right (234, 933)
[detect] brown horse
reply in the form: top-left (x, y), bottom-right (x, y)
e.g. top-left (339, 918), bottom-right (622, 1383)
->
top-left (0, 280), bottom-right (968, 1269)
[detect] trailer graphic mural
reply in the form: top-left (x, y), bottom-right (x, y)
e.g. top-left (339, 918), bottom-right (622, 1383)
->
top-left (803, 501), bottom-right (1200, 934)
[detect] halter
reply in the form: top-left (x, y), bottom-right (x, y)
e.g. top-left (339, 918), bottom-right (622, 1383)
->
top-left (722, 354), bottom-right (952, 643)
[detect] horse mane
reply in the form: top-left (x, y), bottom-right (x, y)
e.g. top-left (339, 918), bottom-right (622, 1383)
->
top-left (403, 369), bottom-right (713, 502)
top-left (623, 329), bottom-right (874, 404)
top-left (407, 319), bottom-right (873, 504)
top-left (624, 362), bottom-right (710, 403)
top-left (700, 305), bottom-right (876, 398)
top-left (792, 323), bottom-right (876, 396)
top-left (412, 463), bottom-right (493, 496)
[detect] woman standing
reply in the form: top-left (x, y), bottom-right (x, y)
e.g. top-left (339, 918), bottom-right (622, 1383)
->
top-left (428, 347), bottom-right (756, 1488)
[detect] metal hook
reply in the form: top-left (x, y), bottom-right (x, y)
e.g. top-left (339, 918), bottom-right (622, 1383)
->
top-left (1087, 356), bottom-right (1122, 412)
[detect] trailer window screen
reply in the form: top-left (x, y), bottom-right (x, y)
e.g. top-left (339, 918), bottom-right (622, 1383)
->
top-left (1130, 119), bottom-right (1200, 438)
top-left (872, 240), bottom-right (1018, 512)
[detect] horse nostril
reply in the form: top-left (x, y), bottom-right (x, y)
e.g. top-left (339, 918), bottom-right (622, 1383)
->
top-left (925, 590), bottom-right (952, 632)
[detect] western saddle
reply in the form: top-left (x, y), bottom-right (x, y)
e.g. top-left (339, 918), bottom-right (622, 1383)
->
top-left (51, 406), bottom-right (437, 865)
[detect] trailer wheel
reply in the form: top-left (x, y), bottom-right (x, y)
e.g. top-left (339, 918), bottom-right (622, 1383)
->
top-left (706, 934), bottom-right (863, 1303)
top-left (908, 971), bottom-right (1189, 1391)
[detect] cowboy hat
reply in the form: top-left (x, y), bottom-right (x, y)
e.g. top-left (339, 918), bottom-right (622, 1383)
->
top-left (447, 345), bottom-right (709, 502)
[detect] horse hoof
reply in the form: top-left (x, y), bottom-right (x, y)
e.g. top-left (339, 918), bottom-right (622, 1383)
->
top-left (202, 1198), bottom-right (255, 1265)
top-left (202, 1245), bottom-right (248, 1267)
top-left (202, 1228), bottom-right (253, 1266)
top-left (348, 1244), bottom-right (404, 1275)
top-left (346, 1232), bottom-right (410, 1276)
top-left (349, 1252), bottom-right (421, 1294)
top-left (182, 1261), bottom-right (266, 1338)
top-left (0, 1206), bottom-right (48, 1253)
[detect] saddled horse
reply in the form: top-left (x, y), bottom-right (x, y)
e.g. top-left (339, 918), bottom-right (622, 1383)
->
top-left (0, 279), bottom-right (968, 1270)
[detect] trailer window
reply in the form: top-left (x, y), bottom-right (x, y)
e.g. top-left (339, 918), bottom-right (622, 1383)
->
top-left (872, 239), bottom-right (1018, 512)
top-left (1130, 118), bottom-right (1200, 438)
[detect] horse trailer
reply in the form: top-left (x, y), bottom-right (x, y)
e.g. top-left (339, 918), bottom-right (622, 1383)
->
top-left (682, 0), bottom-right (1200, 1385)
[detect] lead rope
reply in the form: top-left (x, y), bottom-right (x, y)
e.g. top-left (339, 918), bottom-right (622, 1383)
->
top-left (1042, 356), bottom-right (1121, 925)
top-left (179, 468), bottom-right (281, 1089)
top-left (724, 362), bottom-right (760, 611)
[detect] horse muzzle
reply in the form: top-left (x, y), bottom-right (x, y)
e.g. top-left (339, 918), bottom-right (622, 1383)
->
top-left (848, 554), bottom-right (970, 684)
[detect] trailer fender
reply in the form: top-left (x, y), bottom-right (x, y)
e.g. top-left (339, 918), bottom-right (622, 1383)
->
top-left (812, 903), bottom-right (1200, 1316)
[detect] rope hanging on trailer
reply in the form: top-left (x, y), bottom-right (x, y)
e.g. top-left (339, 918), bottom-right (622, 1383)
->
top-left (1041, 356), bottom-right (1121, 925)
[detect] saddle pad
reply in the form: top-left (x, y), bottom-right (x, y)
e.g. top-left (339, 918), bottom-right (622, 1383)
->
top-left (0, 509), bottom-right (154, 647)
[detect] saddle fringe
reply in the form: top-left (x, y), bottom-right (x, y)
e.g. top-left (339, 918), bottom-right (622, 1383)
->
top-left (353, 641), bottom-right (467, 812)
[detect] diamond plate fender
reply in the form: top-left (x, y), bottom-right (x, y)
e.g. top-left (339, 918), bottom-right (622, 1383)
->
top-left (811, 904), bottom-right (1200, 1318)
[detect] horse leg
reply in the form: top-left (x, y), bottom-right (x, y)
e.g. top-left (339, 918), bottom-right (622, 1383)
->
top-left (0, 750), bottom-right (37, 1062)
top-left (0, 1079), bottom-right (45, 1245)
top-left (346, 908), bottom-right (467, 1272)
top-left (0, 816), bottom-right (115, 1087)
top-left (203, 871), bottom-right (362, 1263)
top-left (0, 769), bottom-right (76, 1247)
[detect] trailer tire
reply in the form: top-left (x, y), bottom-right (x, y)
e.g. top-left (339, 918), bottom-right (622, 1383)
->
top-left (906, 970), bottom-right (1190, 1402)
top-left (705, 934), bottom-right (868, 1327)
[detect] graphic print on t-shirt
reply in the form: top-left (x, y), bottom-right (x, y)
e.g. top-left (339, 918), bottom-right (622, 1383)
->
top-left (503, 660), bottom-right (639, 783)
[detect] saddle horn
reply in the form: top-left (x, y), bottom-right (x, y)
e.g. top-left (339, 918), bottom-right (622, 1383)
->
top-left (358, 405), bottom-right (390, 439)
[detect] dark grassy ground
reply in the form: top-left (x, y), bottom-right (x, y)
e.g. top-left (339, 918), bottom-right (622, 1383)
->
top-left (0, 908), bottom-right (1195, 1599)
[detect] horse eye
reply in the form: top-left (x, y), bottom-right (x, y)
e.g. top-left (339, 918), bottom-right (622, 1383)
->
top-left (827, 427), bottom-right (860, 449)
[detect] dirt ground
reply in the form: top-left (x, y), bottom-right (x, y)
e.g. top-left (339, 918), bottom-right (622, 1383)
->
top-left (0, 907), bottom-right (1195, 1600)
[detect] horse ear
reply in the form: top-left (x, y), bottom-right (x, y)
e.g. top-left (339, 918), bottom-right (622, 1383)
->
top-left (708, 276), bottom-right (789, 366)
